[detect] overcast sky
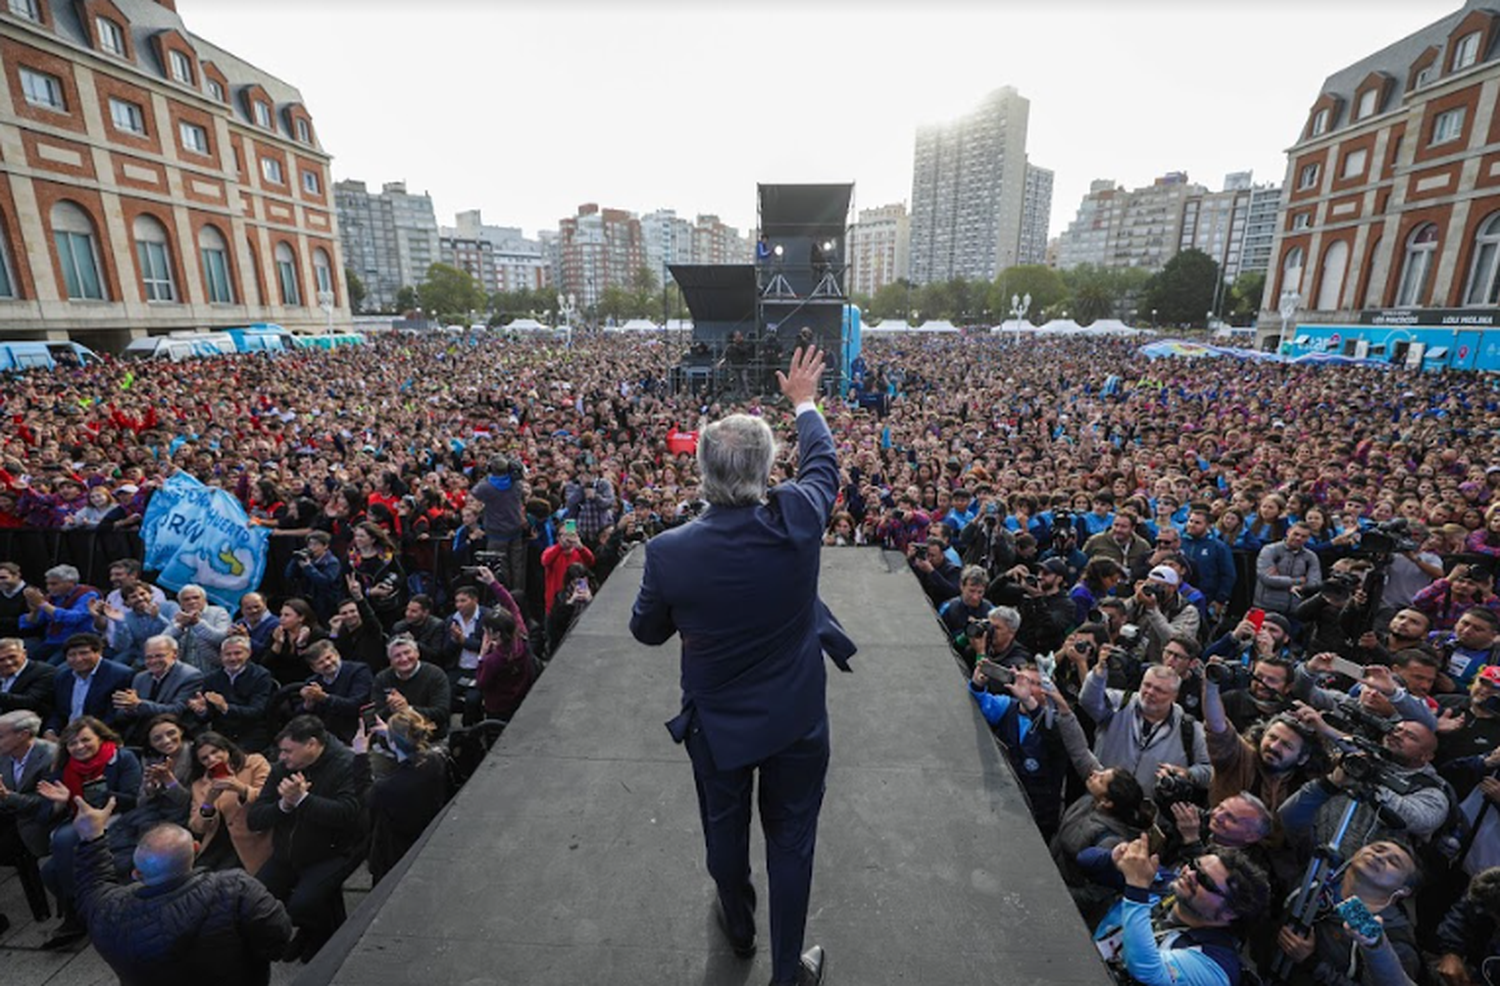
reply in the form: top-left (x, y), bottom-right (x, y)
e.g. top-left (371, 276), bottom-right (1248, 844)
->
top-left (184, 0), bottom-right (1459, 243)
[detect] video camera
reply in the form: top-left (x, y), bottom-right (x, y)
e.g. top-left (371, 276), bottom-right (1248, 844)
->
top-left (459, 550), bottom-right (507, 579)
top-left (1354, 518), bottom-right (1419, 559)
top-left (1050, 511), bottom-right (1077, 548)
top-left (1319, 570), bottom-right (1363, 603)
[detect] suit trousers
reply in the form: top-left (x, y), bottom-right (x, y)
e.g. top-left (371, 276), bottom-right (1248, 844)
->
top-left (686, 714), bottom-right (829, 984)
top-left (256, 852), bottom-right (355, 947)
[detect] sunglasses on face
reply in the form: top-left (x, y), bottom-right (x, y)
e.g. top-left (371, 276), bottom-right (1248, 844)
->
top-left (1188, 861), bottom-right (1229, 899)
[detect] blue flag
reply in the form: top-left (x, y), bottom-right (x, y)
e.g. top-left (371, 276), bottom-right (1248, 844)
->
top-left (140, 473), bottom-right (270, 609)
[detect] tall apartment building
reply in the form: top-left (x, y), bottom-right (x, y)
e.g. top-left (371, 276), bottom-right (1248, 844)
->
top-left (1240, 184), bottom-right (1283, 275)
top-left (847, 203), bottom-right (910, 297)
top-left (1257, 0), bottom-right (1500, 344)
top-left (908, 86), bottom-right (1045, 283)
top-left (1056, 180), bottom-right (1124, 269)
top-left (555, 203), bottom-right (643, 311)
top-left (334, 179), bottom-right (438, 311)
top-left (0, 0), bottom-right (349, 346)
top-left (1058, 173), bottom-right (1279, 276)
top-left (640, 208), bottom-right (694, 285)
top-left (1018, 164), bottom-right (1054, 266)
top-left (692, 213), bottom-right (748, 266)
top-left (438, 209), bottom-right (546, 297)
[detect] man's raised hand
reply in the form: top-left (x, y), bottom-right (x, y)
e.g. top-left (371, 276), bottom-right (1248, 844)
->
top-left (776, 346), bottom-right (825, 408)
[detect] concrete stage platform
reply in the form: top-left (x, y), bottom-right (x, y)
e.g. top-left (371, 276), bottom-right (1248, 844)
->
top-left (301, 548), bottom-right (1112, 986)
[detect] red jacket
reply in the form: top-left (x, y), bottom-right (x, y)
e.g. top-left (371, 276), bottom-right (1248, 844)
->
top-left (539, 544), bottom-right (594, 613)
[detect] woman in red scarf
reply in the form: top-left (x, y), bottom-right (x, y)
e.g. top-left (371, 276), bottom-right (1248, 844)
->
top-left (34, 716), bottom-right (142, 949)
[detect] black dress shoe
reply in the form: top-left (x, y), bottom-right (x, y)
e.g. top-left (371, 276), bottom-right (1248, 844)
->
top-left (40, 918), bottom-right (86, 951)
top-left (770, 944), bottom-right (825, 986)
top-left (714, 900), bottom-right (756, 958)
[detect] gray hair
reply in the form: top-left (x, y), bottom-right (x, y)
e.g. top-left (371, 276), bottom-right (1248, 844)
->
top-left (0, 637), bottom-right (24, 654)
top-left (386, 633), bottom-right (419, 658)
top-left (0, 709), bottom-right (42, 737)
top-left (220, 634), bottom-right (252, 653)
top-left (45, 564), bottom-right (80, 582)
top-left (177, 583), bottom-right (206, 599)
top-left (698, 414), bottom-right (777, 507)
top-left (987, 605), bottom-right (1022, 630)
top-left (960, 565), bottom-right (989, 587)
top-left (143, 634), bottom-right (178, 654)
top-left (1225, 791), bottom-right (1274, 840)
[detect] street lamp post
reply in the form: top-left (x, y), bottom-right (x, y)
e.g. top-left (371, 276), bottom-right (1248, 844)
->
top-left (317, 290), bottom-right (335, 333)
top-left (1151, 308), bottom-right (1158, 330)
top-left (1010, 292), bottom-right (1031, 327)
top-left (1278, 291), bottom-right (1301, 350)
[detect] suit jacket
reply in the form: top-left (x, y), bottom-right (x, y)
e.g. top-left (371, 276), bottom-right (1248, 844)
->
top-left (0, 658), bottom-right (57, 717)
top-left (245, 739), bottom-right (363, 868)
top-left (47, 658), bottom-right (135, 734)
top-left (193, 663), bottom-right (276, 754)
top-left (305, 661), bottom-right (374, 743)
top-left (0, 737), bottom-right (58, 856)
top-left (630, 408), bottom-right (853, 771)
top-left (125, 662), bottom-right (205, 720)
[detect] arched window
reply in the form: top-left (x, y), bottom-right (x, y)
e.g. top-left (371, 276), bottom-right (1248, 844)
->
top-left (51, 201), bottom-right (106, 300)
top-left (0, 212), bottom-right (16, 299)
top-left (312, 247), bottom-right (334, 299)
top-left (199, 224), bottom-right (234, 304)
top-left (274, 241), bottom-right (300, 306)
top-left (1463, 212), bottom-right (1500, 306)
top-left (1315, 240), bottom-right (1349, 311)
top-left (1395, 223), bottom-right (1438, 307)
top-left (1281, 245), bottom-right (1305, 299)
top-left (133, 214), bottom-right (177, 302)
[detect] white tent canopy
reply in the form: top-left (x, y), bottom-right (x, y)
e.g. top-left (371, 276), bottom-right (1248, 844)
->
top-left (865, 319), bottom-right (913, 333)
top-left (502, 317), bottom-right (551, 332)
top-left (916, 319), bottom-right (960, 333)
top-left (607, 318), bottom-right (660, 332)
top-left (991, 319), bottom-right (1038, 333)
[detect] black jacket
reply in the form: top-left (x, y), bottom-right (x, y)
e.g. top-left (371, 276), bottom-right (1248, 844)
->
top-left (0, 658), bottom-right (56, 716)
top-left (193, 664), bottom-right (277, 755)
top-left (245, 739), bottom-right (363, 868)
top-left (354, 750), bottom-right (448, 884)
top-left (75, 833), bottom-right (292, 986)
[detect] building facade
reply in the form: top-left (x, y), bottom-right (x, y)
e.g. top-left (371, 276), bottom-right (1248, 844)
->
top-left (1241, 184), bottom-right (1283, 275)
top-left (1258, 0), bottom-right (1500, 361)
top-left (438, 209), bottom-right (546, 298)
top-left (1018, 164), bottom-right (1054, 266)
top-left (847, 202), bottom-right (910, 298)
top-left (555, 203), bottom-right (644, 312)
top-left (908, 86), bottom-right (1042, 284)
top-left (335, 179), bottom-right (438, 312)
top-left (1055, 179), bottom-right (1123, 270)
top-left (0, 0), bottom-right (349, 347)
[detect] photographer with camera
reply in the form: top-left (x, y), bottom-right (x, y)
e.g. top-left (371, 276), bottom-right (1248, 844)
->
top-left (1039, 511), bottom-right (1089, 583)
top-left (1080, 651), bottom-right (1210, 797)
top-left (1413, 562), bottom-right (1500, 634)
top-left (1121, 566), bottom-right (1200, 664)
top-left (1201, 654), bottom-right (1320, 812)
top-left (965, 606), bottom-right (1032, 675)
top-left (968, 662), bottom-right (1069, 840)
top-left (907, 537), bottom-right (962, 607)
top-left (1255, 522), bottom-right (1323, 617)
top-left (939, 566), bottom-right (993, 654)
top-left (1279, 703), bottom-right (1451, 846)
top-left (989, 558), bottom-right (1074, 658)
top-left (875, 495), bottom-right (930, 554)
top-left (1296, 653), bottom-right (1439, 732)
top-left (282, 532), bottom-right (342, 624)
top-left (470, 455), bottom-right (529, 594)
top-left (1295, 558), bottom-right (1372, 658)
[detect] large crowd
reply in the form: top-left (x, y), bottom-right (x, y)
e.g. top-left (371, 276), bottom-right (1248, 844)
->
top-left (0, 330), bottom-right (1497, 984)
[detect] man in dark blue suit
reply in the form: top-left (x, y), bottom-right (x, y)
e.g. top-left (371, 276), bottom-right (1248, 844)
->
top-left (631, 346), bottom-right (847, 986)
top-left (43, 633), bottom-right (133, 737)
top-left (296, 639), bottom-right (374, 743)
top-left (186, 636), bottom-right (276, 755)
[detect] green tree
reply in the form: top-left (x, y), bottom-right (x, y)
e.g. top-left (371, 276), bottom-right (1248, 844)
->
top-left (630, 266), bottom-right (660, 320)
top-left (1060, 264), bottom-right (1150, 324)
top-left (417, 263), bottom-right (487, 323)
top-left (393, 285), bottom-right (419, 314)
top-left (990, 265), bottom-right (1068, 322)
top-left (1227, 271), bottom-right (1266, 321)
top-left (344, 267), bottom-right (367, 314)
top-left (1141, 249), bottom-right (1220, 328)
top-left (870, 280), bottom-right (913, 320)
top-left (597, 285), bottom-right (634, 323)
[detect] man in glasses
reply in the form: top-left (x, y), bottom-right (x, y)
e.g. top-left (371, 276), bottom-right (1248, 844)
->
top-left (1093, 833), bottom-right (1269, 986)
